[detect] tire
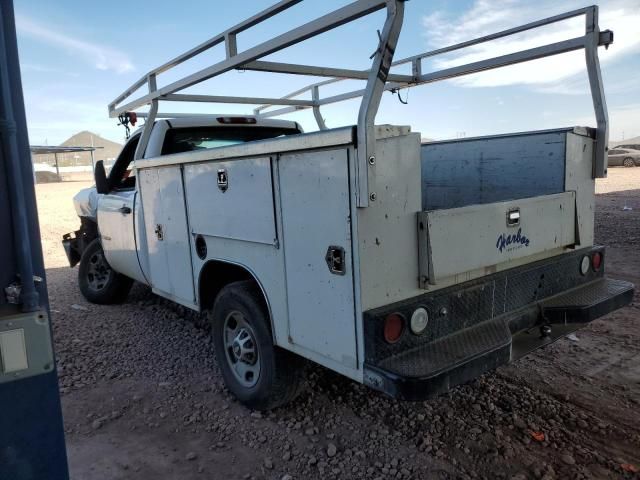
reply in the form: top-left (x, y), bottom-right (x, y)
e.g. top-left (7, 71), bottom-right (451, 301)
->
top-left (78, 239), bottom-right (133, 304)
top-left (211, 280), bottom-right (306, 410)
top-left (623, 157), bottom-right (635, 167)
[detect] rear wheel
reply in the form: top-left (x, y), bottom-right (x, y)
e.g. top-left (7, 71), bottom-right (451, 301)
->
top-left (78, 239), bottom-right (133, 304)
top-left (623, 157), bottom-right (635, 167)
top-left (211, 280), bottom-right (306, 410)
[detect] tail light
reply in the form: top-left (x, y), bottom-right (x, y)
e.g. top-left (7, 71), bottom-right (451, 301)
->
top-left (410, 307), bottom-right (429, 335)
top-left (592, 251), bottom-right (602, 271)
top-left (383, 313), bottom-right (404, 344)
top-left (580, 255), bottom-right (590, 275)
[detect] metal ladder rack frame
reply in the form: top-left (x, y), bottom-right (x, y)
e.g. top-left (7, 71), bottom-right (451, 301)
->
top-left (109, 0), bottom-right (613, 207)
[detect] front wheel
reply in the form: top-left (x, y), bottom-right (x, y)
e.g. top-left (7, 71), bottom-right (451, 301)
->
top-left (78, 239), bottom-right (133, 304)
top-left (211, 280), bottom-right (306, 410)
top-left (623, 157), bottom-right (635, 167)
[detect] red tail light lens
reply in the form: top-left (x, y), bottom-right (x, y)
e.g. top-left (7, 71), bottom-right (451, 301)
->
top-left (384, 313), bottom-right (405, 344)
top-left (592, 251), bottom-right (602, 271)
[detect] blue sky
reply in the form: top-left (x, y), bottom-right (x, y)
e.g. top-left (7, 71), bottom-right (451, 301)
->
top-left (14, 0), bottom-right (640, 146)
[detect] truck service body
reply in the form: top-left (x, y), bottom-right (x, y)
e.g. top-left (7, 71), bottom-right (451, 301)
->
top-left (63, 1), bottom-right (633, 409)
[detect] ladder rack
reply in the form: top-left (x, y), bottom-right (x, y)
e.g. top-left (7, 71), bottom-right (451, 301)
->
top-left (109, 0), bottom-right (613, 206)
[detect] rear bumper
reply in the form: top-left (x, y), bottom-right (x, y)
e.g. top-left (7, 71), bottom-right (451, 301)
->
top-left (364, 317), bottom-right (513, 400)
top-left (363, 248), bottom-right (634, 400)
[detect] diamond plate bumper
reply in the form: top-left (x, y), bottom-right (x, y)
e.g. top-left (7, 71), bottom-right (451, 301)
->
top-left (542, 278), bottom-right (634, 322)
top-left (363, 248), bottom-right (634, 400)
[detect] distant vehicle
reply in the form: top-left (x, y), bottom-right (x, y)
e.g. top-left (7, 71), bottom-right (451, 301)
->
top-left (616, 144), bottom-right (640, 151)
top-left (608, 148), bottom-right (640, 167)
top-left (33, 163), bottom-right (61, 183)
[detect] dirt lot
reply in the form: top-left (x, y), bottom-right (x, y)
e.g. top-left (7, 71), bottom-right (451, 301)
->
top-left (37, 168), bottom-right (640, 480)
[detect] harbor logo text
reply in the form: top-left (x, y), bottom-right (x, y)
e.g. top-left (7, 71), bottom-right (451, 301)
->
top-left (496, 228), bottom-right (530, 253)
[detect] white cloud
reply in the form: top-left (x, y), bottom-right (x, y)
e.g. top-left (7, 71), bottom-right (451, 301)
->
top-left (420, 0), bottom-right (640, 89)
top-left (16, 14), bottom-right (134, 74)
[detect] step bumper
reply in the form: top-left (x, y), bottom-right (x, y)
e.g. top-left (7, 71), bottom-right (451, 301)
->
top-left (363, 277), bottom-right (634, 401)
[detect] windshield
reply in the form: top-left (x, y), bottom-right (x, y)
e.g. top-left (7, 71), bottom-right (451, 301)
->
top-left (161, 126), bottom-right (300, 155)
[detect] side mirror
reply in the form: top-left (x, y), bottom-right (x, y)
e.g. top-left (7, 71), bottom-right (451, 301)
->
top-left (94, 160), bottom-right (110, 194)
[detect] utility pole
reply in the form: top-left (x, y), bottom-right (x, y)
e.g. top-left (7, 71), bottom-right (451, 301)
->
top-left (54, 151), bottom-right (60, 177)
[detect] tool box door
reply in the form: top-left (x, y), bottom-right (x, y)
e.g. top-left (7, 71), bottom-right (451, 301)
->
top-left (419, 191), bottom-right (577, 284)
top-left (278, 148), bottom-right (357, 369)
top-left (139, 166), bottom-right (195, 305)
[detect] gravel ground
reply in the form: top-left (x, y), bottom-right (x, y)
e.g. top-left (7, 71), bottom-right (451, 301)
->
top-left (37, 168), bottom-right (640, 480)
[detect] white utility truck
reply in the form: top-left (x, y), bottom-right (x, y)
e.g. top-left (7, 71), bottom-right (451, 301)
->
top-left (63, 1), bottom-right (633, 410)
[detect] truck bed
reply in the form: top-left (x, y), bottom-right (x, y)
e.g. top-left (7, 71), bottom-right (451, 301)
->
top-left (416, 127), bottom-right (596, 287)
top-left (421, 127), bottom-right (594, 210)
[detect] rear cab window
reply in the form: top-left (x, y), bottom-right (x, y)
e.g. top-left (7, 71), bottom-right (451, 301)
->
top-left (161, 126), bottom-right (301, 155)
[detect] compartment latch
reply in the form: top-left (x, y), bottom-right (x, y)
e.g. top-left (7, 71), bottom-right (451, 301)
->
top-left (506, 207), bottom-right (520, 227)
top-left (325, 246), bottom-right (346, 275)
top-left (217, 168), bottom-right (228, 192)
top-left (154, 224), bottom-right (164, 241)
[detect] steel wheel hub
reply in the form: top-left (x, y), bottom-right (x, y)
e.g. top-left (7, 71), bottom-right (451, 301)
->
top-left (223, 311), bottom-right (260, 388)
top-left (86, 251), bottom-right (112, 292)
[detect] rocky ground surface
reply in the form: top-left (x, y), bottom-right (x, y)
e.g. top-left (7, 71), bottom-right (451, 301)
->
top-left (37, 168), bottom-right (640, 480)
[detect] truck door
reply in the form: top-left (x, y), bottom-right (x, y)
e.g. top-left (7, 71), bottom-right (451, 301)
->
top-left (97, 134), bottom-right (146, 284)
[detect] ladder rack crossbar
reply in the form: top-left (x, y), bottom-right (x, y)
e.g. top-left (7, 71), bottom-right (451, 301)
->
top-left (254, 6), bottom-right (609, 115)
top-left (108, 0), bottom-right (388, 117)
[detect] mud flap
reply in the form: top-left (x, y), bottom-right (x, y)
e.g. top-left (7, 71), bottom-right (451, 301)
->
top-left (62, 232), bottom-right (80, 267)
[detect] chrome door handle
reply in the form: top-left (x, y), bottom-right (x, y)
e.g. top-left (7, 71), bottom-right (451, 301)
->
top-left (119, 205), bottom-right (132, 214)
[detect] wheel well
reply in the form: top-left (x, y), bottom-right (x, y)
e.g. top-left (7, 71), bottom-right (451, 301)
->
top-left (66, 217), bottom-right (98, 267)
top-left (198, 260), bottom-right (259, 310)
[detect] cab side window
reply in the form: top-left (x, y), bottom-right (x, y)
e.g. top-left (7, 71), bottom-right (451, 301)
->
top-left (108, 135), bottom-right (140, 191)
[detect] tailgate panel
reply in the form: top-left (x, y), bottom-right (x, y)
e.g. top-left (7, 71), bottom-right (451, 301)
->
top-left (419, 192), bottom-right (576, 284)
